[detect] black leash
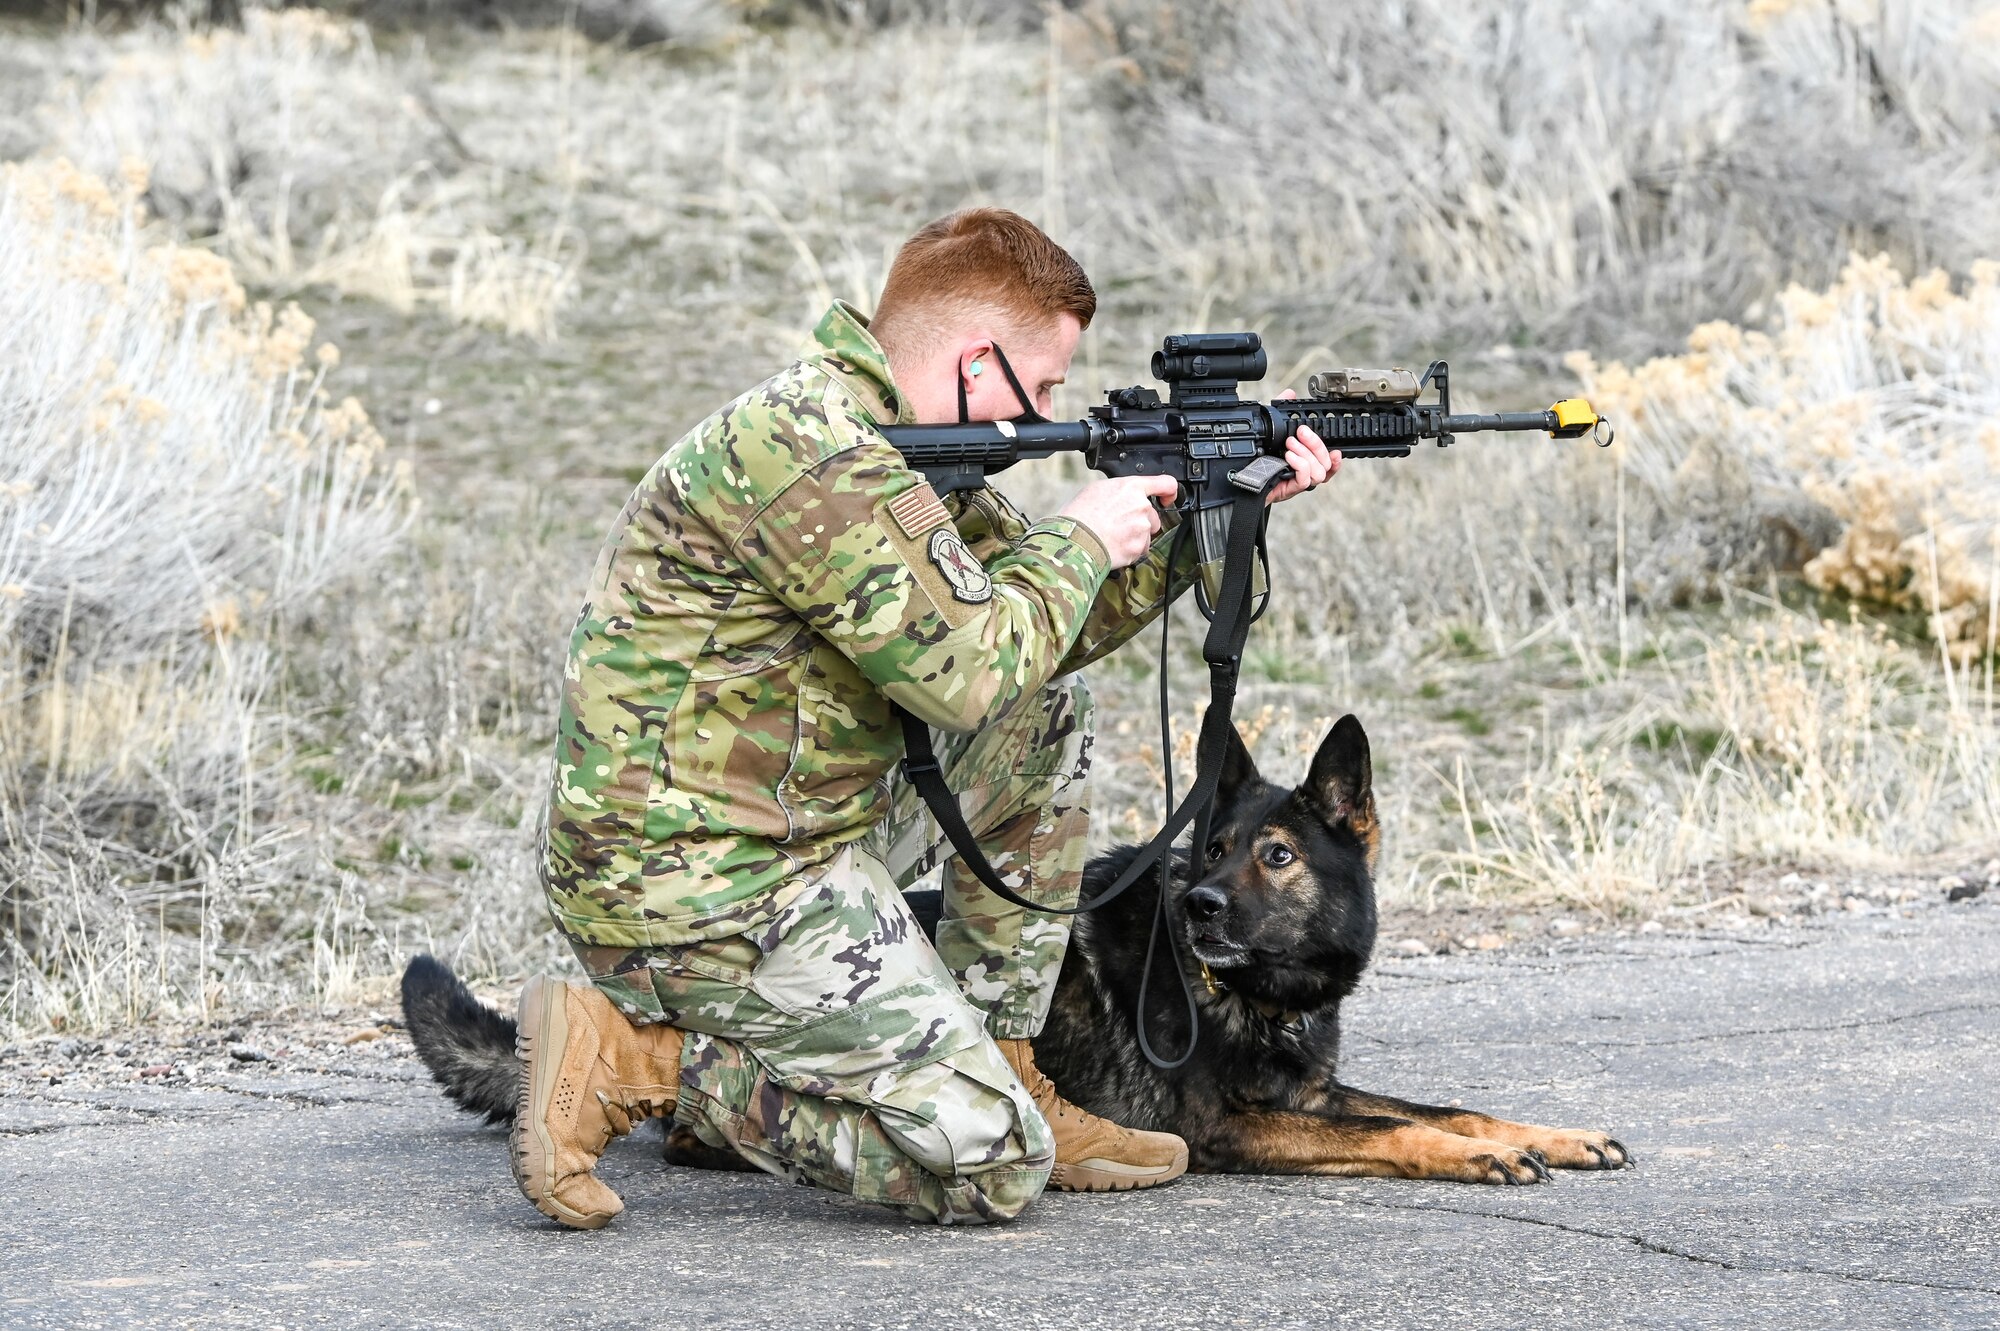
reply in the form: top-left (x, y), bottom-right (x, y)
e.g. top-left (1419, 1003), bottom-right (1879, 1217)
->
top-left (1134, 549), bottom-right (1202, 1069)
top-left (894, 457), bottom-right (1288, 1067)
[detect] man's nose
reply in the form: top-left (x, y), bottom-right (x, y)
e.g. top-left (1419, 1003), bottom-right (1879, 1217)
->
top-left (1184, 884), bottom-right (1229, 921)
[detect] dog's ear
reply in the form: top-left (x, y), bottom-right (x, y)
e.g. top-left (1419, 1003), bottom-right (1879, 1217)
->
top-left (1302, 714), bottom-right (1372, 826)
top-left (1217, 721), bottom-right (1260, 799)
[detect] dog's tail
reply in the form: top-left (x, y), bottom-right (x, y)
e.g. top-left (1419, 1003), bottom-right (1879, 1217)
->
top-left (400, 954), bottom-right (521, 1124)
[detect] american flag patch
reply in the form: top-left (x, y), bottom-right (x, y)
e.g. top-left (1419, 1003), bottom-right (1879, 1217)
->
top-left (887, 483), bottom-right (951, 540)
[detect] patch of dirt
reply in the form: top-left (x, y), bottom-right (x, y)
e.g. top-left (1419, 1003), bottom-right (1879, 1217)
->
top-left (0, 1006), bottom-right (421, 1102)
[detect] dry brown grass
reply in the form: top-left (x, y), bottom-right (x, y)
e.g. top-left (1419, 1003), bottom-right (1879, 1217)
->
top-left (3, 6), bottom-right (1997, 1033)
top-left (39, 10), bottom-right (580, 339)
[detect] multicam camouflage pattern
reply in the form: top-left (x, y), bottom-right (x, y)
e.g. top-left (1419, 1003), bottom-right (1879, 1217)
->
top-left (865, 673), bottom-right (1092, 1038)
top-left (548, 299), bottom-right (1199, 1221)
top-left (542, 299), bottom-right (1193, 956)
top-left (576, 846), bottom-right (1054, 1223)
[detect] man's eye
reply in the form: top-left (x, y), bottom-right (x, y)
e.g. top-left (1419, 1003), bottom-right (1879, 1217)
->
top-left (1264, 844), bottom-right (1296, 867)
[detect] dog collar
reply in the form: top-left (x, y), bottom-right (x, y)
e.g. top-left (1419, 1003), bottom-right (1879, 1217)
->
top-left (1199, 962), bottom-right (1304, 1028)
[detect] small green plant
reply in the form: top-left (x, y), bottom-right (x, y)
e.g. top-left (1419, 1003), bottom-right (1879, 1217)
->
top-left (1443, 706), bottom-right (1491, 736)
top-left (1636, 722), bottom-right (1725, 760)
top-left (1250, 647), bottom-right (1326, 684)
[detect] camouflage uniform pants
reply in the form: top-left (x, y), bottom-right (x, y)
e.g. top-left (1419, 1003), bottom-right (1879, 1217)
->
top-left (866, 671), bottom-right (1092, 1039)
top-left (572, 675), bottom-right (1092, 1224)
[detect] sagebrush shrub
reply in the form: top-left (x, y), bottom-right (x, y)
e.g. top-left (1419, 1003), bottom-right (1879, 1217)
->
top-left (1573, 254), bottom-right (2000, 663)
top-left (0, 157), bottom-right (410, 1031)
top-left (0, 156), bottom-right (409, 675)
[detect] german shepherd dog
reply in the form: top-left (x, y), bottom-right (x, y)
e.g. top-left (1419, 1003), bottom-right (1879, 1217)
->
top-left (402, 715), bottom-right (1628, 1185)
top-left (994, 714), bottom-right (1628, 1182)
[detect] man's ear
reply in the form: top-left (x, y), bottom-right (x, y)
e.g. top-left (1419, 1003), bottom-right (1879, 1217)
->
top-left (1302, 714), bottom-right (1371, 826)
top-left (958, 339), bottom-right (995, 390)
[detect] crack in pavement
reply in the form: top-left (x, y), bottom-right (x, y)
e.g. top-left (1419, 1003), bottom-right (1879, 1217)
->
top-left (1589, 1000), bottom-right (2000, 1049)
top-left (202, 1081), bottom-right (384, 1109)
top-left (1369, 914), bottom-right (1997, 991)
top-left (0, 1078), bottom-right (391, 1136)
top-left (308, 1062), bottom-right (429, 1086)
top-left (1365, 940), bottom-right (1820, 990)
top-left (1369, 999), bottom-right (2000, 1056)
top-left (1326, 1192), bottom-right (2000, 1299)
top-left (0, 1120), bottom-right (91, 1137)
top-left (1347, 1033), bottom-right (1617, 1074)
top-left (0, 1098), bottom-right (178, 1137)
top-left (31, 1096), bottom-right (178, 1119)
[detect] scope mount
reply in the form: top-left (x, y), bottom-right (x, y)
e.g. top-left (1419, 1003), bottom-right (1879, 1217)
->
top-left (1152, 332), bottom-right (1267, 408)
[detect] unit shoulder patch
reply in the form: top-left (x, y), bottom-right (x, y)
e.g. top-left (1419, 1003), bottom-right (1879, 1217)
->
top-left (927, 527), bottom-right (993, 604)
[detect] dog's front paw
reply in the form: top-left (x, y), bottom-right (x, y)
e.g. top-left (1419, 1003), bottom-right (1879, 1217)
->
top-left (1453, 1139), bottom-right (1552, 1186)
top-left (1515, 1127), bottom-right (1631, 1171)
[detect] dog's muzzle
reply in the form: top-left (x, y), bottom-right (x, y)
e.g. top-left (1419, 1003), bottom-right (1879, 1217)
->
top-left (1184, 884), bottom-right (1253, 967)
top-left (1184, 884), bottom-right (1229, 921)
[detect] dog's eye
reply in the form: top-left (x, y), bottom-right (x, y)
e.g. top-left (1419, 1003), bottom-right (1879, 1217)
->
top-left (1206, 839), bottom-right (1227, 862)
top-left (1264, 844), bottom-right (1296, 867)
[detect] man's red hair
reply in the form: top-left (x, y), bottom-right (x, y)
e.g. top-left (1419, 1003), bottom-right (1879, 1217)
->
top-left (872, 208), bottom-right (1095, 353)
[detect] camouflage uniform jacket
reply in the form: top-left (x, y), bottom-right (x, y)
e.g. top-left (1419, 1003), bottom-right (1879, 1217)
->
top-left (544, 302), bottom-right (1195, 949)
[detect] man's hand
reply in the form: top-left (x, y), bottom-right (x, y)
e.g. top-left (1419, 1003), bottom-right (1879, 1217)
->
top-left (1060, 474), bottom-right (1181, 571)
top-left (1265, 389), bottom-right (1339, 505)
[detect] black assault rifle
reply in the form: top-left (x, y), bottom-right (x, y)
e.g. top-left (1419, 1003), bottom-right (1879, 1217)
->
top-left (880, 332), bottom-right (1612, 1067)
top-left (881, 331), bottom-right (1611, 612)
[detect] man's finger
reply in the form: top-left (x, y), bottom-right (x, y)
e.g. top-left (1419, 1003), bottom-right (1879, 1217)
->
top-left (1136, 473), bottom-right (1181, 502)
top-left (1300, 425), bottom-right (1331, 469)
top-left (1286, 438), bottom-right (1316, 473)
top-left (1264, 479), bottom-right (1305, 507)
top-left (1285, 439), bottom-right (1326, 486)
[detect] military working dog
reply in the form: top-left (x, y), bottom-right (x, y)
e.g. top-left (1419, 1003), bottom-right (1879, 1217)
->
top-left (981, 714), bottom-right (1628, 1182)
top-left (403, 715), bottom-right (1628, 1185)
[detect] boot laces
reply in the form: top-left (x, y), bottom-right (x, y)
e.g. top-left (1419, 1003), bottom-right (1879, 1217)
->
top-left (1014, 1047), bottom-right (1103, 1129)
top-left (598, 1090), bottom-right (674, 1136)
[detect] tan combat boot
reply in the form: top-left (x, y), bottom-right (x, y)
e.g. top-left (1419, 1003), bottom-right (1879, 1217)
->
top-left (510, 975), bottom-right (685, 1229)
top-left (997, 1037), bottom-right (1189, 1192)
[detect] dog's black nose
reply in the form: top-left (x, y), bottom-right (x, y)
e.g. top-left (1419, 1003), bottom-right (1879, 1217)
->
top-left (1184, 884), bottom-right (1229, 921)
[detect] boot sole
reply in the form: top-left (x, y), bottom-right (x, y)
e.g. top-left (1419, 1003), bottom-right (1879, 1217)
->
top-left (511, 976), bottom-right (614, 1230)
top-left (1049, 1145), bottom-right (1190, 1193)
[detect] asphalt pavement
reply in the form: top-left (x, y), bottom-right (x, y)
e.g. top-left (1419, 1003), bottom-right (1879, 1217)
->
top-left (3, 901), bottom-right (1997, 1330)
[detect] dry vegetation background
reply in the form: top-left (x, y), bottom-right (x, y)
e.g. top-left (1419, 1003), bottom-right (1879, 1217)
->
top-left (2, 0), bottom-right (1998, 1033)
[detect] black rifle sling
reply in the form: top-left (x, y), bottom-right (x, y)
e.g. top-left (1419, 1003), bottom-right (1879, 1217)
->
top-left (894, 481), bottom-right (1276, 916)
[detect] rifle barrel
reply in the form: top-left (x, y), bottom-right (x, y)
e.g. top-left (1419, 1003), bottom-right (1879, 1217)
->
top-left (1438, 410), bottom-right (1556, 434)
